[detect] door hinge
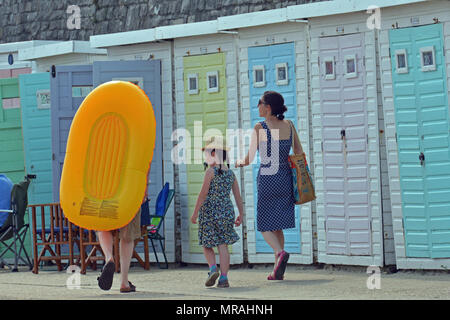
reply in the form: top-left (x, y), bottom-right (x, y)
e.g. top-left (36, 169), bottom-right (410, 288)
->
top-left (367, 134), bottom-right (369, 144)
top-left (369, 220), bottom-right (372, 231)
top-left (324, 220), bottom-right (327, 232)
top-left (395, 133), bottom-right (397, 143)
top-left (363, 56), bottom-right (366, 67)
top-left (318, 56), bottom-right (320, 67)
top-left (52, 153), bottom-right (55, 161)
top-left (321, 141), bottom-right (323, 152)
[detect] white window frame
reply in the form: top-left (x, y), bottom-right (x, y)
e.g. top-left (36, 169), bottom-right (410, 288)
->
top-left (275, 62), bottom-right (288, 86)
top-left (420, 46), bottom-right (436, 72)
top-left (187, 73), bottom-right (199, 95)
top-left (112, 77), bottom-right (144, 89)
top-left (323, 57), bottom-right (336, 80)
top-left (344, 54), bottom-right (357, 79)
top-left (252, 65), bottom-right (265, 88)
top-left (72, 86), bottom-right (93, 98)
top-left (395, 49), bottom-right (408, 74)
top-left (206, 71), bottom-right (219, 93)
top-left (36, 89), bottom-right (51, 109)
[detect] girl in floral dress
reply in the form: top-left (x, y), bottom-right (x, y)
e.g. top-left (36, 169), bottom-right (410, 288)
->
top-left (190, 136), bottom-right (244, 288)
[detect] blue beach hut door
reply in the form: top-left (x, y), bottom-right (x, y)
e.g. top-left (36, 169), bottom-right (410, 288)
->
top-left (248, 42), bottom-right (301, 254)
top-left (51, 65), bottom-right (93, 202)
top-left (389, 23), bottom-right (450, 258)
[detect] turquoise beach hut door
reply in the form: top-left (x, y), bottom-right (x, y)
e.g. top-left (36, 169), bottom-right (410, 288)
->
top-left (19, 72), bottom-right (52, 205)
top-left (248, 42), bottom-right (301, 253)
top-left (389, 23), bottom-right (450, 258)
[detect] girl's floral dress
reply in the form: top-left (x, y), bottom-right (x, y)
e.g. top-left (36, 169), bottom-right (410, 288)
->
top-left (198, 167), bottom-right (240, 248)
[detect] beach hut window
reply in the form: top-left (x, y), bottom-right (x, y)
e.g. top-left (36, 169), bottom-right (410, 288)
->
top-left (324, 57), bottom-right (335, 80)
top-left (72, 86), bottom-right (93, 97)
top-left (420, 46), bottom-right (436, 72)
top-left (207, 71), bottom-right (219, 93)
top-left (344, 54), bottom-right (357, 78)
top-left (36, 89), bottom-right (51, 109)
top-left (113, 77), bottom-right (144, 89)
top-left (1, 98), bottom-right (20, 110)
top-left (253, 65), bottom-right (265, 87)
top-left (188, 73), bottom-right (199, 95)
top-left (395, 49), bottom-right (408, 74)
top-left (275, 63), bottom-right (288, 86)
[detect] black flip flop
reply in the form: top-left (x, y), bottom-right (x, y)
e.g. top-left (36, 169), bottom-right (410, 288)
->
top-left (97, 260), bottom-right (115, 291)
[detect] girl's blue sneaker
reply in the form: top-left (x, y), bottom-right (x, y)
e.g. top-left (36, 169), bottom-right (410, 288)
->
top-left (205, 267), bottom-right (219, 287)
top-left (217, 275), bottom-right (229, 288)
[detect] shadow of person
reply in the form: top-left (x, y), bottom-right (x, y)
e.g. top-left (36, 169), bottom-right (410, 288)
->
top-left (271, 279), bottom-right (334, 286)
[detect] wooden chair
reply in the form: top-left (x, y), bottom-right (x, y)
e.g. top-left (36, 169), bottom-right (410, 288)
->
top-left (79, 228), bottom-right (120, 274)
top-left (30, 203), bottom-right (77, 274)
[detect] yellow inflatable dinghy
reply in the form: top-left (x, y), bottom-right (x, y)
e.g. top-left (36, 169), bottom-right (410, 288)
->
top-left (60, 81), bottom-right (156, 231)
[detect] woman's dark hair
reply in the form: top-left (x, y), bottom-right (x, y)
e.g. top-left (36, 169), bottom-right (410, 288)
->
top-left (203, 149), bottom-right (230, 174)
top-left (262, 91), bottom-right (287, 120)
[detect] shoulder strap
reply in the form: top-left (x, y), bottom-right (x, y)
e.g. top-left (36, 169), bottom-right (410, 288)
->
top-left (288, 120), bottom-right (295, 152)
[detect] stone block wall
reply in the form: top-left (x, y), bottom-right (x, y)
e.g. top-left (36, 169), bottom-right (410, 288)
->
top-left (0, 0), bottom-right (327, 43)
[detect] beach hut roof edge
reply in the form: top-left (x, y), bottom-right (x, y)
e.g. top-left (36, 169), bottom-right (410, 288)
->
top-left (18, 41), bottom-right (107, 61)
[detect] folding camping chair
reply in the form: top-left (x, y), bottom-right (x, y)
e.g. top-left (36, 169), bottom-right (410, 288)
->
top-left (134, 184), bottom-right (175, 269)
top-left (0, 176), bottom-right (33, 272)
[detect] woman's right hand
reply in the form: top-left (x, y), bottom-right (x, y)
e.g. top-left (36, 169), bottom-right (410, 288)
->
top-left (235, 160), bottom-right (245, 168)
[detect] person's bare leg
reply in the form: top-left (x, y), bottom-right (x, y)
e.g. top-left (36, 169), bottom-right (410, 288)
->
top-left (203, 247), bottom-right (216, 268)
top-left (119, 238), bottom-right (134, 289)
top-left (262, 231), bottom-right (283, 275)
top-left (217, 244), bottom-right (230, 276)
top-left (274, 230), bottom-right (285, 251)
top-left (98, 231), bottom-right (114, 263)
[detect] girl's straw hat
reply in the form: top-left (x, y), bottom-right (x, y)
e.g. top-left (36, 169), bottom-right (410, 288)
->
top-left (202, 136), bottom-right (230, 151)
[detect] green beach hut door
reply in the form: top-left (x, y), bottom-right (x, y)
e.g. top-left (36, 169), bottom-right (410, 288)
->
top-left (0, 78), bottom-right (25, 184)
top-left (390, 23), bottom-right (450, 258)
top-left (183, 53), bottom-right (228, 254)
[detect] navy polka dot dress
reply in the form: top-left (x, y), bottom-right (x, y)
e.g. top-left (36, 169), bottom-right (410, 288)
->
top-left (256, 121), bottom-right (296, 232)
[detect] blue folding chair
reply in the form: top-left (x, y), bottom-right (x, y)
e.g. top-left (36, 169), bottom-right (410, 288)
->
top-left (137, 183), bottom-right (174, 269)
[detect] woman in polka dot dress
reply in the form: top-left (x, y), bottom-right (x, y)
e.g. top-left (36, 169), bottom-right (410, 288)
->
top-left (236, 91), bottom-right (304, 281)
top-left (191, 136), bottom-right (244, 288)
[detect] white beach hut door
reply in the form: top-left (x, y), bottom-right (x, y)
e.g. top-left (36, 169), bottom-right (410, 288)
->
top-left (319, 33), bottom-right (371, 256)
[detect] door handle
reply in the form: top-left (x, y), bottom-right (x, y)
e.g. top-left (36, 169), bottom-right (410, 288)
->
top-left (419, 152), bottom-right (425, 166)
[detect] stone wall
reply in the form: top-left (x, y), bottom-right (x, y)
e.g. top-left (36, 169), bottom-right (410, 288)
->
top-left (0, 0), bottom-right (328, 44)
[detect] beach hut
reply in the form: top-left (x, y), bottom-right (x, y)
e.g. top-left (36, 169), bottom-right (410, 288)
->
top-left (304, 2), bottom-right (389, 267)
top-left (377, 0), bottom-right (450, 269)
top-left (224, 9), bottom-right (313, 265)
top-left (90, 30), bottom-right (177, 264)
top-left (172, 21), bottom-right (244, 264)
top-left (0, 41), bottom-right (57, 78)
top-left (18, 41), bottom-right (107, 205)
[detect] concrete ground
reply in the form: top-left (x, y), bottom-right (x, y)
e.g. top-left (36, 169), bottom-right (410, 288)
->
top-left (0, 263), bottom-right (449, 300)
